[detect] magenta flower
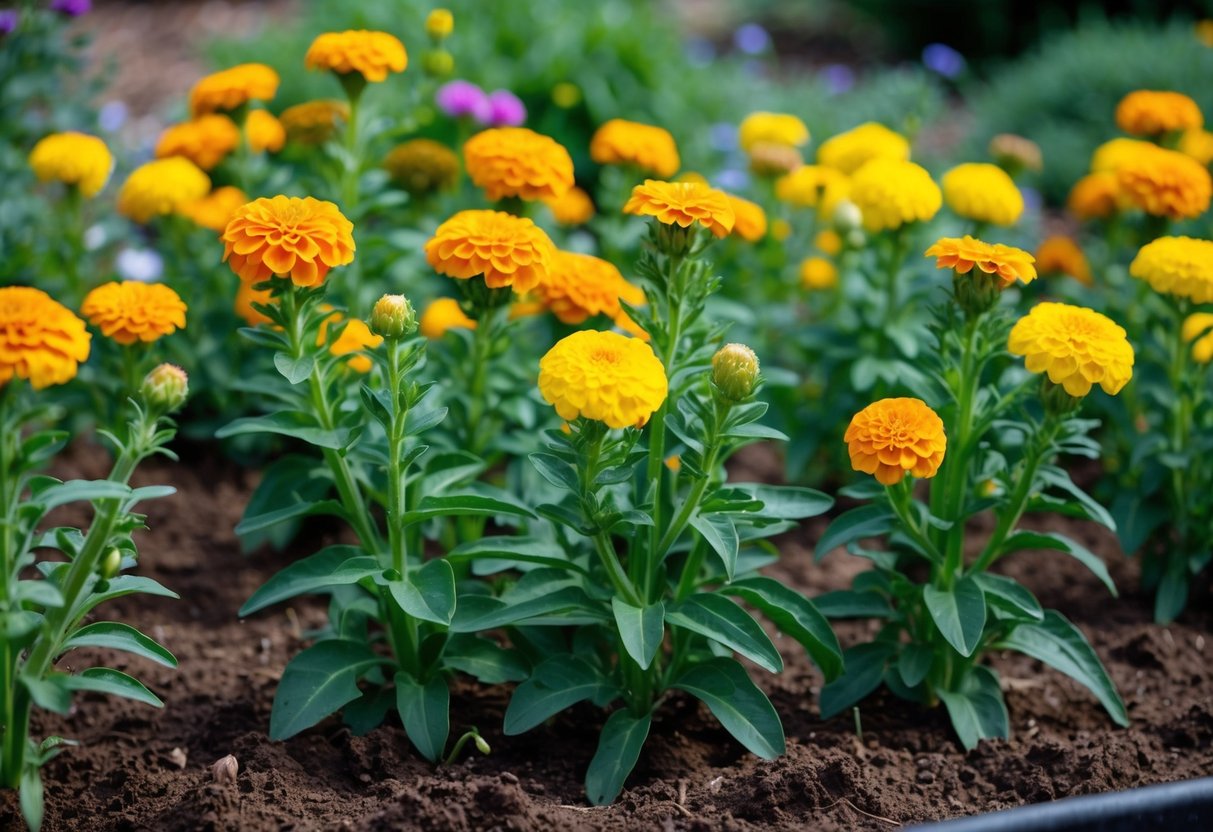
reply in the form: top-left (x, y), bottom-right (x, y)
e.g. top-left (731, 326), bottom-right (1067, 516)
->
top-left (436, 80), bottom-right (490, 121)
top-left (0, 10), bottom-right (18, 33)
top-left (485, 89), bottom-right (526, 127)
top-left (50, 0), bottom-right (92, 15)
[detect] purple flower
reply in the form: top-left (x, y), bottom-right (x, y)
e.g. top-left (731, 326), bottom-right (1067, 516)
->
top-left (709, 122), bottom-right (738, 152)
top-left (922, 43), bottom-right (966, 79)
top-left (50, 0), bottom-right (91, 16)
top-left (820, 64), bottom-right (855, 96)
top-left (484, 89), bottom-right (526, 127)
top-left (98, 100), bottom-right (128, 132)
top-left (733, 23), bottom-right (771, 55)
top-left (436, 80), bottom-right (490, 120)
top-left (0, 10), bottom-right (18, 34)
top-left (715, 168), bottom-right (750, 191)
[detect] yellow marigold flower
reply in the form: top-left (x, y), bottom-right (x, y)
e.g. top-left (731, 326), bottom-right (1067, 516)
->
top-left (925, 235), bottom-right (1036, 288)
top-left (280, 99), bottom-right (348, 145)
top-left (590, 119), bottom-right (680, 178)
top-left (725, 194), bottom-right (767, 241)
top-left (305, 30), bottom-right (407, 83)
top-left (1179, 128), bottom-right (1213, 166)
top-left (0, 287), bottom-right (90, 389)
top-left (1115, 90), bottom-right (1203, 136)
top-left (738, 112), bottom-right (809, 152)
top-left (222, 195), bottom-right (356, 287)
top-left (817, 122), bottom-right (910, 174)
top-left (246, 109), bottom-right (286, 153)
top-left (1116, 142), bottom-right (1212, 220)
top-left (463, 127), bottom-right (574, 202)
top-left (426, 9), bottom-right (453, 39)
top-left (988, 133), bottom-right (1043, 172)
top-left (234, 280), bottom-right (275, 327)
top-left (1091, 137), bottom-right (1150, 173)
top-left (425, 209), bottom-right (556, 293)
top-left (536, 251), bottom-right (643, 325)
top-left (538, 330), bottom-right (668, 429)
top-left (1129, 236), bottom-right (1213, 303)
top-left (942, 163), bottom-right (1025, 226)
top-left (1182, 313), bottom-right (1213, 363)
top-left (815, 229), bottom-right (842, 256)
top-left (155, 114), bottom-right (240, 170)
top-left (774, 166), bottom-right (849, 214)
top-left (623, 179), bottom-right (735, 238)
top-left (676, 171), bottom-right (709, 186)
top-left (420, 298), bottom-right (476, 339)
top-left (1067, 172), bottom-right (1122, 220)
top-left (850, 159), bottom-right (941, 232)
top-left (117, 157), bottom-right (211, 224)
top-left (543, 185), bottom-right (595, 225)
top-left (800, 256), bottom-right (838, 290)
top-left (1036, 236), bottom-right (1092, 286)
top-left (81, 281), bottom-right (187, 345)
top-left (1008, 302), bottom-right (1134, 397)
top-left (384, 138), bottom-right (460, 196)
top-left (181, 185), bottom-right (248, 232)
top-left (324, 318), bottom-right (381, 373)
top-left (28, 131), bottom-right (113, 197)
top-left (189, 63), bottom-right (279, 117)
top-left (844, 398), bottom-right (946, 486)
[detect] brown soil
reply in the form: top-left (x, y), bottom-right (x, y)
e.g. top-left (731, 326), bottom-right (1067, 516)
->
top-left (0, 447), bottom-right (1209, 832)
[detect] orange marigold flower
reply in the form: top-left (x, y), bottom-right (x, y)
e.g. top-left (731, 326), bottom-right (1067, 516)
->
top-left (0, 287), bottom-right (91, 389)
top-left (81, 281), bottom-right (187, 345)
top-left (1091, 137), bottom-right (1149, 174)
top-left (420, 298), bottom-right (477, 338)
top-left (28, 131), bottom-right (113, 197)
top-left (181, 186), bottom-right (248, 232)
top-left (725, 194), bottom-right (768, 242)
top-left (925, 236), bottom-right (1036, 288)
top-left (1115, 143), bottom-right (1212, 220)
top-left (1036, 236), bottom-right (1092, 286)
top-left (305, 30), bottom-right (407, 82)
top-left (189, 63), bottom-right (279, 117)
top-left (988, 133), bottom-right (1043, 172)
top-left (234, 280), bottom-right (275, 327)
top-left (1009, 302), bottom-right (1134, 397)
top-left (538, 330), bottom-right (668, 429)
top-left (322, 317), bottom-right (381, 373)
top-left (800, 256), bottom-right (838, 290)
top-left (1179, 128), bottom-right (1213, 166)
top-left (463, 127), bottom-right (574, 202)
top-left (155, 114), bottom-right (241, 170)
top-left (845, 397), bottom-right (946, 486)
top-left (117, 157), bottom-right (211, 224)
top-left (222, 195), bottom-right (356, 287)
top-left (280, 99), bottom-right (349, 145)
top-left (424, 209), bottom-right (556, 293)
top-left (1067, 172), bottom-right (1122, 220)
top-left (623, 179), bottom-right (735, 238)
top-left (589, 119), bottom-right (680, 178)
top-left (1115, 90), bottom-right (1203, 136)
top-left (815, 229), bottom-right (842, 256)
top-left (536, 251), bottom-right (645, 325)
top-left (246, 109), bottom-right (286, 153)
top-left (543, 185), bottom-right (595, 225)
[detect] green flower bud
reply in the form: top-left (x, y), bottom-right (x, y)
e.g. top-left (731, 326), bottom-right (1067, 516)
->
top-left (1041, 377), bottom-right (1084, 417)
top-left (423, 50), bottom-right (454, 78)
top-left (370, 294), bottom-right (417, 339)
top-left (653, 222), bottom-right (696, 257)
top-left (474, 734), bottom-right (491, 755)
top-left (711, 343), bottom-right (760, 403)
top-left (140, 363), bottom-right (189, 413)
top-left (952, 271), bottom-right (1002, 319)
top-left (99, 548), bottom-right (122, 580)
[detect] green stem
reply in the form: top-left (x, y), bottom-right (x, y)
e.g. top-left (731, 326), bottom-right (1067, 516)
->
top-left (875, 230), bottom-right (908, 360)
top-left (886, 478), bottom-right (943, 563)
top-left (655, 399), bottom-right (725, 561)
top-left (341, 92), bottom-right (362, 213)
top-left (935, 315), bottom-right (980, 585)
top-left (1167, 300), bottom-right (1192, 568)
top-left (465, 305), bottom-right (499, 456)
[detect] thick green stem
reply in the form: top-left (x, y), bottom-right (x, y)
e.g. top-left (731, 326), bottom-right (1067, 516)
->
top-left (886, 478), bottom-right (943, 563)
top-left (1166, 301), bottom-right (1192, 573)
top-left (465, 306), bottom-right (500, 456)
top-left (655, 399), bottom-right (724, 562)
top-left (973, 417), bottom-right (1060, 572)
top-left (935, 315), bottom-right (980, 585)
top-left (341, 92), bottom-right (362, 213)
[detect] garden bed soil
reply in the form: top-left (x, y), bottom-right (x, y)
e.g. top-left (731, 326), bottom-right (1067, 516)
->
top-left (1, 447), bottom-right (1210, 831)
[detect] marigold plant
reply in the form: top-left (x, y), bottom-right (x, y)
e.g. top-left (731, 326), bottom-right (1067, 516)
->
top-left (28, 132), bottom-right (112, 197)
top-left (462, 127), bottom-right (575, 202)
top-left (189, 62), bottom-right (279, 116)
top-left (941, 162), bottom-right (1025, 227)
top-left (1115, 90), bottom-right (1203, 136)
top-left (222, 195), bottom-right (356, 287)
top-left (817, 121), bottom-right (910, 174)
top-left (116, 158), bottom-right (211, 224)
top-left (80, 281), bottom-right (188, 346)
top-left (590, 118), bottom-right (680, 178)
top-left (304, 30), bottom-right (407, 82)
top-left (154, 114), bottom-right (241, 171)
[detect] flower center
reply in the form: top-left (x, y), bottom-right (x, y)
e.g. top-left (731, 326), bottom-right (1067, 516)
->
top-left (590, 347), bottom-right (621, 365)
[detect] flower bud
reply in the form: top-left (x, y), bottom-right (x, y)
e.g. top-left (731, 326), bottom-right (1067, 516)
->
top-left (952, 271), bottom-right (1002, 319)
top-left (370, 294), bottom-right (417, 339)
top-left (474, 734), bottom-right (491, 755)
top-left (833, 199), bottom-right (863, 233)
top-left (712, 343), bottom-right (760, 403)
top-left (1041, 377), bottom-right (1084, 416)
top-left (653, 222), bottom-right (696, 257)
top-left (99, 548), bottom-right (122, 580)
top-left (140, 363), bottom-right (188, 413)
top-left (426, 8), bottom-right (454, 39)
top-left (423, 50), bottom-right (454, 78)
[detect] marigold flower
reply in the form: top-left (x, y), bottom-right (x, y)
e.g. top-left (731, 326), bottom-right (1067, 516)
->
top-left (623, 179), bottom-right (735, 238)
top-left (463, 127), bottom-right (574, 202)
top-left (81, 281), bottom-right (187, 345)
top-left (1008, 302), bottom-right (1134, 397)
top-left (234, 280), bottom-right (274, 326)
top-left (543, 186), bottom-right (595, 225)
top-left (305, 30), bottom-right (407, 83)
top-left (1036, 236), bottom-right (1092, 286)
top-left (155, 114), bottom-right (240, 170)
top-left (1091, 137), bottom-right (1148, 174)
top-left (246, 109), bottom-right (285, 153)
top-left (222, 195), bottom-right (356, 287)
top-left (0, 287), bottom-right (90, 389)
top-left (384, 138), bottom-right (460, 196)
top-left (800, 257), bottom-right (838, 290)
top-left (117, 157), bottom-right (211, 223)
top-left (1129, 236), bottom-right (1213, 303)
top-left (28, 131), bottom-right (113, 197)
top-left (1182, 313), bottom-right (1213, 363)
top-left (1067, 172), bottom-right (1122, 220)
top-left (426, 9), bottom-right (453, 39)
top-left (844, 398), bottom-right (946, 486)
top-left (181, 185), bottom-right (248, 232)
top-left (725, 194), bottom-right (768, 241)
top-left (536, 251), bottom-right (643, 325)
top-left (925, 236), bottom-right (1036, 288)
top-left (420, 297), bottom-right (476, 338)
top-left (738, 112), bottom-right (809, 151)
top-left (942, 163), bottom-right (1024, 226)
top-left (538, 330), bottom-right (668, 429)
top-left (815, 229), bottom-right (842, 256)
top-left (1115, 142), bottom-right (1212, 219)
top-left (590, 119), bottom-right (680, 178)
top-left (1115, 90), bottom-right (1203, 136)
top-left (988, 133), bottom-right (1042, 172)
top-left (280, 99), bottom-right (348, 144)
top-left (775, 165), bottom-right (850, 219)
top-left (189, 63), bottom-right (279, 117)
top-left (1179, 128), bottom-right (1213, 166)
top-left (817, 122), bottom-right (910, 174)
top-left (425, 209), bottom-right (555, 293)
top-left (850, 159), bottom-right (941, 232)
top-left (324, 318), bottom-right (381, 373)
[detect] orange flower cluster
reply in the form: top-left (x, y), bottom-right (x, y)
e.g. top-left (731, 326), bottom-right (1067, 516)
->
top-left (222, 196), bottom-right (356, 287)
top-left (845, 398), bottom-right (947, 486)
top-left (424, 210), bottom-right (556, 293)
top-left (623, 180), bottom-right (735, 238)
top-left (463, 127), bottom-right (575, 202)
top-left (81, 281), bottom-right (187, 345)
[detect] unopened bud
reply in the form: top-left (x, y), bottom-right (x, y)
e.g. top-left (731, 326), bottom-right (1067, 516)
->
top-left (140, 363), bottom-right (188, 413)
top-left (833, 199), bottom-right (863, 233)
top-left (423, 50), bottom-right (454, 78)
top-left (711, 343), bottom-right (760, 403)
top-left (99, 548), bottom-right (122, 580)
top-left (211, 754), bottom-right (238, 786)
top-left (1041, 378), bottom-right (1084, 417)
top-left (370, 294), bottom-right (417, 339)
top-left (426, 8), bottom-right (454, 39)
top-left (474, 734), bottom-right (491, 755)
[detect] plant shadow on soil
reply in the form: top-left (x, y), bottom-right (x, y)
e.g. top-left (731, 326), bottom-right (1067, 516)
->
top-left (0, 443), bottom-right (1210, 831)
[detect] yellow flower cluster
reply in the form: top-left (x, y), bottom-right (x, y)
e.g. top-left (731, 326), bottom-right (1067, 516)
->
top-left (1036, 236), bottom-right (1092, 286)
top-left (800, 257), bottom-right (838, 290)
top-left (28, 132), bottom-right (113, 197)
top-left (925, 236), bottom-right (1036, 288)
top-left (623, 179), bottom-right (735, 238)
top-left (81, 281), bottom-right (187, 345)
top-left (1129, 236), bottom-right (1213, 303)
top-left (189, 63), bottom-right (279, 116)
top-left (536, 251), bottom-right (644, 325)
top-left (1091, 137), bottom-right (1148, 173)
top-left (463, 127), bottom-right (575, 202)
top-left (1115, 143), bottom-right (1212, 219)
top-left (155, 114), bottom-right (241, 170)
top-left (1008, 302), bottom-right (1134, 397)
top-left (384, 138), bottom-right (460, 196)
top-left (845, 397), bottom-right (947, 486)
top-left (817, 122), bottom-right (910, 174)
top-left (1182, 313), bottom-right (1213, 363)
top-left (425, 210), bottom-right (556, 293)
top-left (323, 317), bottom-right (382, 373)
top-left (941, 163), bottom-right (1024, 226)
top-left (117, 157), bottom-right (211, 223)
top-left (222, 195), bottom-right (356, 287)
top-left (850, 159), bottom-right (941, 232)
top-left (1115, 90), bottom-right (1203, 136)
top-left (774, 165), bottom-right (850, 218)
top-left (590, 119), bottom-right (680, 178)
top-left (738, 112), bottom-right (809, 151)
top-left (538, 330), bottom-right (668, 429)
top-left (305, 30), bottom-right (407, 82)
top-left (0, 287), bottom-right (91, 389)
top-left (1179, 128), bottom-right (1213, 166)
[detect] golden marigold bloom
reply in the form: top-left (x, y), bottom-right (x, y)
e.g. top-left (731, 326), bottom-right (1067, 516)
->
top-left (942, 163), bottom-right (1024, 226)
top-left (1008, 302), bottom-right (1134, 397)
top-left (775, 165), bottom-right (851, 218)
top-left (536, 251), bottom-right (642, 325)
top-left (181, 185), bottom-right (248, 232)
top-left (305, 30), bottom-right (407, 82)
top-left (384, 138), bottom-right (460, 196)
top-left (589, 119), bottom-right (680, 178)
top-left (815, 229), bottom-right (842, 256)
top-left (234, 280), bottom-right (274, 326)
top-left (426, 9), bottom-right (454, 39)
top-left (117, 157), bottom-right (211, 224)
top-left (28, 132), bottom-right (113, 197)
top-left (246, 109), bottom-right (286, 153)
top-left (844, 398), bottom-right (946, 486)
top-left (420, 298), bottom-right (476, 338)
top-left (925, 236), bottom-right (1036, 288)
top-left (0, 287), bottom-right (90, 389)
top-left (1091, 137), bottom-right (1150, 173)
top-left (738, 112), bottom-right (809, 152)
top-left (81, 281), bottom-right (187, 345)
top-left (1129, 236), bottom-right (1213, 303)
top-left (325, 318), bottom-right (382, 373)
top-left (1179, 128), bottom-right (1213, 166)
top-left (543, 185), bottom-right (595, 225)
top-left (623, 179), bottom-right (735, 237)
top-left (1036, 235), bottom-right (1092, 286)
top-left (1115, 90), bottom-right (1203, 136)
top-left (800, 257), bottom-right (838, 290)
top-left (1116, 142), bottom-right (1212, 219)
top-left (280, 99), bottom-right (349, 144)
top-left (538, 330), bottom-right (668, 429)
top-left (1067, 172), bottom-right (1122, 220)
top-left (425, 209), bottom-right (556, 293)
top-left (988, 133), bottom-right (1043, 172)
top-left (1182, 313), bottom-right (1213, 363)
top-left (189, 63), bottom-right (279, 117)
top-left (817, 122), bottom-right (911, 174)
top-left (155, 114), bottom-right (241, 170)
top-left (463, 127), bottom-right (574, 202)
top-left (725, 194), bottom-right (768, 241)
top-left (222, 195), bottom-right (356, 287)
top-left (850, 159), bottom-right (941, 232)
